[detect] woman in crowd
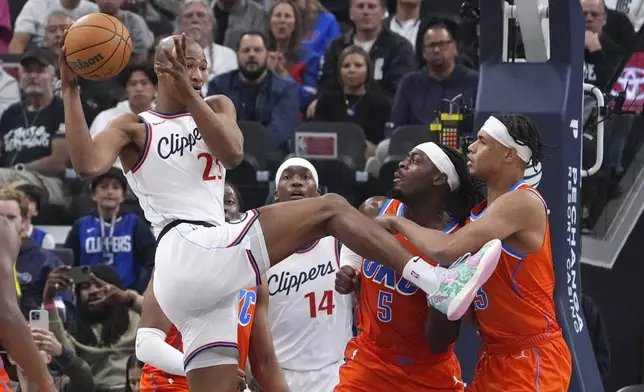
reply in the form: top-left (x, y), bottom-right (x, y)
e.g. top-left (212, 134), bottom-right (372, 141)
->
top-left (267, 0), bottom-right (321, 113)
top-left (314, 45), bottom-right (391, 158)
top-left (125, 355), bottom-right (143, 392)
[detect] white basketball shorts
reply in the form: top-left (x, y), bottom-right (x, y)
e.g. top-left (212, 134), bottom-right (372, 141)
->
top-left (282, 360), bottom-right (343, 392)
top-left (153, 209), bottom-right (270, 372)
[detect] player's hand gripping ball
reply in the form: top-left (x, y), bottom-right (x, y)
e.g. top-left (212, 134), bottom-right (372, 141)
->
top-left (62, 13), bottom-right (132, 80)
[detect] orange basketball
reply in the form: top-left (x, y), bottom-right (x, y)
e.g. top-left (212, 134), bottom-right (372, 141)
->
top-left (63, 13), bottom-right (132, 81)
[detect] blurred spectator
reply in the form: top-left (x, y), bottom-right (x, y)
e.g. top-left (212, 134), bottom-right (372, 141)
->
top-left (603, 6), bottom-right (636, 52)
top-left (96, 0), bottom-right (154, 62)
top-left (208, 32), bottom-right (300, 166)
top-left (0, 187), bottom-right (64, 317)
top-left (9, 328), bottom-right (95, 391)
top-left (9, 0), bottom-right (98, 54)
top-left (41, 10), bottom-right (73, 97)
top-left (212, 0), bottom-right (268, 49)
top-left (390, 22), bottom-right (478, 126)
top-left (120, 0), bottom-right (177, 36)
top-left (267, 0), bottom-right (321, 111)
top-left (12, 181), bottom-right (56, 249)
top-left (64, 168), bottom-right (155, 293)
top-left (224, 181), bottom-right (243, 221)
top-left (0, 50), bottom-right (70, 207)
top-left (125, 355), bottom-right (143, 392)
top-left (606, 0), bottom-right (643, 35)
top-left (313, 0), bottom-right (416, 117)
top-left (0, 0), bottom-right (11, 53)
top-left (386, 0), bottom-right (422, 51)
top-left (46, 264), bottom-right (143, 392)
top-left (89, 63), bottom-right (157, 169)
top-left (314, 45), bottom-right (390, 157)
top-left (296, 0), bottom-right (341, 58)
top-left (0, 69), bottom-right (20, 117)
top-left (177, 0), bottom-right (238, 96)
top-left (582, 0), bottom-right (622, 91)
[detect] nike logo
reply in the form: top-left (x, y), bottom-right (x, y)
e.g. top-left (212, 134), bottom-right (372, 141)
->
top-left (152, 120), bottom-right (166, 125)
top-left (86, 228), bottom-right (95, 234)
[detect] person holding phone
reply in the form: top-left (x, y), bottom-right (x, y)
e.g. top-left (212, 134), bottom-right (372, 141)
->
top-left (0, 215), bottom-right (55, 391)
top-left (9, 328), bottom-right (95, 392)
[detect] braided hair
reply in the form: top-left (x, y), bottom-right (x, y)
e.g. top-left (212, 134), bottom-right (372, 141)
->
top-left (438, 144), bottom-right (485, 225)
top-left (492, 113), bottom-right (545, 165)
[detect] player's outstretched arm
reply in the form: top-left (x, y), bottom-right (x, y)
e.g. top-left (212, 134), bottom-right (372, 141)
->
top-left (378, 190), bottom-right (541, 265)
top-left (136, 277), bottom-right (186, 376)
top-left (248, 282), bottom-right (289, 392)
top-left (0, 217), bottom-right (56, 392)
top-left (58, 31), bottom-right (134, 178)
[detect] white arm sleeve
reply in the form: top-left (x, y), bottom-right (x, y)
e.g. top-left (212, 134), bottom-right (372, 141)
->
top-left (136, 328), bottom-right (186, 376)
top-left (340, 245), bottom-right (362, 270)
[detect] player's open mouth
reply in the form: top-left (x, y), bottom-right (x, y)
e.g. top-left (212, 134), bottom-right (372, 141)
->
top-left (289, 191), bottom-right (305, 199)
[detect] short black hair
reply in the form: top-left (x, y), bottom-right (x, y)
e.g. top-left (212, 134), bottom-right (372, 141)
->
top-left (491, 113), bottom-right (545, 166)
top-left (438, 144), bottom-right (483, 225)
top-left (237, 30), bottom-right (268, 51)
top-left (422, 18), bottom-right (458, 41)
top-left (118, 62), bottom-right (157, 88)
top-left (90, 167), bottom-right (127, 193)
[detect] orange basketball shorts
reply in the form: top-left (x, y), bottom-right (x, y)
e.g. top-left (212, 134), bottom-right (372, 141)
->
top-left (334, 338), bottom-right (464, 392)
top-left (140, 372), bottom-right (189, 392)
top-left (466, 337), bottom-right (572, 392)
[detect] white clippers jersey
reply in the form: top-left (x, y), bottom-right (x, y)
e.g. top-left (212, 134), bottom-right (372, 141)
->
top-left (267, 237), bottom-right (353, 371)
top-left (124, 110), bottom-right (226, 235)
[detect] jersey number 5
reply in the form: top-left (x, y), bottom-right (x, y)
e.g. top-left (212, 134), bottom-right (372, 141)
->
top-left (474, 288), bottom-right (488, 310)
top-left (305, 290), bottom-right (335, 318)
top-left (197, 153), bottom-right (223, 181)
top-left (377, 290), bottom-right (393, 322)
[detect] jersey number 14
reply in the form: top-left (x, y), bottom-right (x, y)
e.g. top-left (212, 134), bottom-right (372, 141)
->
top-left (305, 290), bottom-right (335, 318)
top-left (198, 153), bottom-right (223, 181)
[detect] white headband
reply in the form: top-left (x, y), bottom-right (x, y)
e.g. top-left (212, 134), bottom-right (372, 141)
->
top-left (480, 116), bottom-right (533, 163)
top-left (275, 157), bottom-right (319, 186)
top-left (415, 142), bottom-right (460, 191)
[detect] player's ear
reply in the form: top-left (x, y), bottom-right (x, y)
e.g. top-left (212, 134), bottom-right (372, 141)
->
top-left (316, 187), bottom-right (321, 196)
top-left (433, 172), bottom-right (448, 187)
top-left (273, 188), bottom-right (279, 203)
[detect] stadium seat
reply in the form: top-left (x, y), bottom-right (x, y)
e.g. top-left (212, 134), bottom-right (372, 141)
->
top-left (387, 125), bottom-right (440, 156)
top-left (238, 121), bottom-right (269, 170)
top-left (51, 247), bottom-right (74, 266)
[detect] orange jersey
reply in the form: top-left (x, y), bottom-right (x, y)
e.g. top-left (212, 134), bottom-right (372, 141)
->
top-left (141, 287), bottom-right (258, 391)
top-left (470, 182), bottom-right (561, 349)
top-left (0, 358), bottom-right (13, 392)
top-left (356, 198), bottom-right (459, 363)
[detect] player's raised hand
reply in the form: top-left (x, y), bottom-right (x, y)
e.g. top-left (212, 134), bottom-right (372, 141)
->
top-left (58, 30), bottom-right (77, 88)
top-left (156, 33), bottom-right (195, 99)
top-left (335, 266), bottom-right (360, 295)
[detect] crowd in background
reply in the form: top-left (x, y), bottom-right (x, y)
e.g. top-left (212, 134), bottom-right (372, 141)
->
top-left (0, 0), bottom-right (634, 390)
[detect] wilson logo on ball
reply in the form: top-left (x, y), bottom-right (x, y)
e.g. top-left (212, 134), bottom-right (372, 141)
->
top-left (68, 53), bottom-right (105, 71)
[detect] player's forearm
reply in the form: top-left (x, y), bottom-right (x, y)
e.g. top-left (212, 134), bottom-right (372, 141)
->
top-left (250, 356), bottom-right (289, 392)
top-left (392, 219), bottom-right (457, 265)
top-left (0, 302), bottom-right (55, 390)
top-left (62, 85), bottom-right (100, 177)
top-left (136, 328), bottom-right (186, 376)
top-left (185, 95), bottom-right (243, 169)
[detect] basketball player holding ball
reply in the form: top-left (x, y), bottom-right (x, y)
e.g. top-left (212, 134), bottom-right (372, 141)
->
top-left (59, 31), bottom-right (502, 392)
top-left (375, 115), bottom-right (572, 391)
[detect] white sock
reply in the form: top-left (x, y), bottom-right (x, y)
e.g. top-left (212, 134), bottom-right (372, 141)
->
top-left (402, 257), bottom-right (440, 296)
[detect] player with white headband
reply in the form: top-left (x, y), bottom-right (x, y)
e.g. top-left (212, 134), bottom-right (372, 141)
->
top-left (267, 157), bottom-right (353, 392)
top-left (375, 114), bottom-right (572, 391)
top-left (335, 142), bottom-right (482, 392)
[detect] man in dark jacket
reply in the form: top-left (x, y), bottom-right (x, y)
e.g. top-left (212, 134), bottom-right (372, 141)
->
top-left (582, 0), bottom-right (623, 90)
top-left (208, 31), bottom-right (300, 166)
top-left (0, 187), bottom-right (65, 317)
top-left (316, 0), bottom-right (417, 101)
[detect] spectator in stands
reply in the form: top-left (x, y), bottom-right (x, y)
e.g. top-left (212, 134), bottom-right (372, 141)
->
top-left (390, 22), bottom-right (478, 127)
top-left (314, 45), bottom-right (390, 157)
top-left (45, 264), bottom-right (143, 392)
top-left (0, 0), bottom-right (10, 53)
top-left (9, 328), bottom-right (95, 391)
top-left (386, 0), bottom-right (422, 51)
top-left (0, 187), bottom-right (64, 317)
top-left (9, 0), bottom-right (98, 53)
top-left (41, 10), bottom-right (73, 97)
top-left (212, 0), bottom-right (268, 49)
top-left (64, 168), bottom-right (155, 294)
top-left (125, 355), bottom-right (143, 392)
top-left (0, 68), bottom-right (20, 117)
top-left (208, 32), bottom-right (300, 167)
top-left (177, 0), bottom-right (238, 97)
top-left (582, 0), bottom-right (622, 91)
top-left (224, 181), bottom-right (243, 221)
top-left (89, 63), bottom-right (157, 169)
top-left (311, 0), bottom-right (416, 117)
top-left (97, 0), bottom-right (155, 62)
top-left (0, 50), bottom-right (70, 207)
top-left (120, 0), bottom-right (178, 36)
top-left (12, 181), bottom-right (56, 249)
top-left (267, 0), bottom-right (321, 112)
top-left (296, 0), bottom-right (341, 59)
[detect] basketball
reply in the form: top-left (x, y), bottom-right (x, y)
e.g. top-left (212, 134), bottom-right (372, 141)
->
top-left (63, 13), bottom-right (132, 81)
